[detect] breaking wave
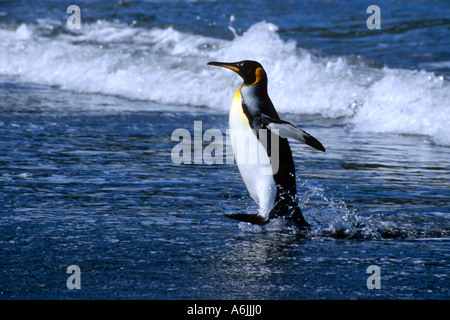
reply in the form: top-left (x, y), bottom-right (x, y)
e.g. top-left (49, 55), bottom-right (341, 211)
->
top-left (0, 20), bottom-right (449, 145)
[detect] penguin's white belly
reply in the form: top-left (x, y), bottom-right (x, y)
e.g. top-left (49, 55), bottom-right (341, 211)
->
top-left (228, 89), bottom-right (276, 220)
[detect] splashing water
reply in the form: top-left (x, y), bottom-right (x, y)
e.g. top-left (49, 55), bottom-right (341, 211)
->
top-left (238, 181), bottom-right (449, 240)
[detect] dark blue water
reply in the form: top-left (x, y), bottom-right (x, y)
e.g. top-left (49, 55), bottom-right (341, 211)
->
top-left (0, 1), bottom-right (449, 300)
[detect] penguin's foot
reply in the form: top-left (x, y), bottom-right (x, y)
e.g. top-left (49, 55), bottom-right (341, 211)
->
top-left (286, 215), bottom-right (310, 230)
top-left (224, 213), bottom-right (270, 225)
top-left (287, 206), bottom-right (310, 230)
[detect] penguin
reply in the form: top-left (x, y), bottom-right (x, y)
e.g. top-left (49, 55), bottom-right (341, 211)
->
top-left (207, 60), bottom-right (325, 229)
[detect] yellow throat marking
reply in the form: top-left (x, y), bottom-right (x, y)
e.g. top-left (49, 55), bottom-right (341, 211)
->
top-left (229, 68), bottom-right (265, 125)
top-left (229, 84), bottom-right (248, 126)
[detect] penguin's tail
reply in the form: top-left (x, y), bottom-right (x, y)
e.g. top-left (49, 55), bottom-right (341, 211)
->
top-left (290, 206), bottom-right (310, 230)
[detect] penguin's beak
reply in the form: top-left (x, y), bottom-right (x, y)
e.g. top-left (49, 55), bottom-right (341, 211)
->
top-left (207, 61), bottom-right (240, 73)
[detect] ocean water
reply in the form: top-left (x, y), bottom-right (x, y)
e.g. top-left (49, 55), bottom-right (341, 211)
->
top-left (0, 0), bottom-right (449, 300)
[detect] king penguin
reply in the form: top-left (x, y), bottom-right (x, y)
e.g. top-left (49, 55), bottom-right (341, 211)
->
top-left (207, 60), bottom-right (325, 229)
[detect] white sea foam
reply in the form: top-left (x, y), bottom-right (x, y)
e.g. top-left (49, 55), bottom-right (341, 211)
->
top-left (0, 20), bottom-right (449, 145)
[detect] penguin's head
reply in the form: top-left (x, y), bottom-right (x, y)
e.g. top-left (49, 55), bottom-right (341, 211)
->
top-left (207, 60), bottom-right (266, 86)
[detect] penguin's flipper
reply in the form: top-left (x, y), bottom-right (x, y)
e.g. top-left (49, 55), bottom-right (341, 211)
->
top-left (262, 115), bottom-right (326, 152)
top-left (225, 213), bottom-right (270, 225)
